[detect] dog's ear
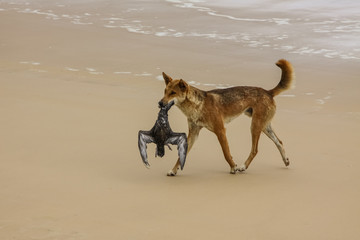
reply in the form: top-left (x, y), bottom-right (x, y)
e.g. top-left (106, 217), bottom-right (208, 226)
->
top-left (162, 72), bottom-right (173, 85)
top-left (178, 79), bottom-right (188, 92)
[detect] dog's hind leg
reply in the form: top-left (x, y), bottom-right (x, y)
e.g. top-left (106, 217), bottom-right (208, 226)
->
top-left (167, 122), bottom-right (201, 176)
top-left (240, 116), bottom-right (264, 171)
top-left (263, 124), bottom-right (289, 166)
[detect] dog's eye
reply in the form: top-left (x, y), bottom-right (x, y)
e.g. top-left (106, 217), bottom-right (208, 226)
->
top-left (170, 91), bottom-right (176, 95)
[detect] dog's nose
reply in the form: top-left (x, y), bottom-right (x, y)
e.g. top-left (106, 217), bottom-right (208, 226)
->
top-left (158, 101), bottom-right (164, 107)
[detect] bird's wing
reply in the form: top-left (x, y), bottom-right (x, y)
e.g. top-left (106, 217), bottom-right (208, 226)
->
top-left (138, 130), bottom-right (155, 168)
top-left (166, 133), bottom-right (188, 170)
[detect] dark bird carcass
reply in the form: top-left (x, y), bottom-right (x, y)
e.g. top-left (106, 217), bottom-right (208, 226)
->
top-left (138, 101), bottom-right (188, 170)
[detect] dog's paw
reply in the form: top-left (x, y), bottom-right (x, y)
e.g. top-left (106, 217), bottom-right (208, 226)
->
top-left (285, 158), bottom-right (290, 166)
top-left (238, 164), bottom-right (246, 172)
top-left (167, 170), bottom-right (177, 176)
top-left (230, 165), bottom-right (240, 174)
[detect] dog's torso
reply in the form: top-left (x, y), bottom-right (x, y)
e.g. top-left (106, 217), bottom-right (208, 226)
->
top-left (176, 86), bottom-right (274, 132)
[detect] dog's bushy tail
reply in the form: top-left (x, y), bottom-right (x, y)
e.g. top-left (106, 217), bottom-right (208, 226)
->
top-left (268, 59), bottom-right (295, 97)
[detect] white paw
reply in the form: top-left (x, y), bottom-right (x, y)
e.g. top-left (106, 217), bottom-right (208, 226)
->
top-left (239, 164), bottom-right (246, 172)
top-left (230, 165), bottom-right (240, 174)
top-left (167, 170), bottom-right (177, 176)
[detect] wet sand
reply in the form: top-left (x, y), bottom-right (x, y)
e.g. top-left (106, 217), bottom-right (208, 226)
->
top-left (1, 1), bottom-right (360, 239)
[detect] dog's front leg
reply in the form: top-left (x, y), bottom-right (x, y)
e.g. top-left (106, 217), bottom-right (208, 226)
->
top-left (167, 122), bottom-right (202, 176)
top-left (214, 127), bottom-right (239, 174)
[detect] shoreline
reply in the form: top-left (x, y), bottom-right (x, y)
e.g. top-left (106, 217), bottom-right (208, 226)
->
top-left (1, 1), bottom-right (359, 63)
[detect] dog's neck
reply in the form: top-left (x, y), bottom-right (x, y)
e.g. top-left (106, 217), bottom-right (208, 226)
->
top-left (177, 85), bottom-right (207, 121)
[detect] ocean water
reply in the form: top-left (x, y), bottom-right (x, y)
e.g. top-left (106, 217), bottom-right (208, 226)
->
top-left (1, 0), bottom-right (359, 62)
top-left (1, 0), bottom-right (359, 116)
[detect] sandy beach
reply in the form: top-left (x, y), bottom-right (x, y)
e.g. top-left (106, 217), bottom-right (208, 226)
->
top-left (1, 0), bottom-right (360, 239)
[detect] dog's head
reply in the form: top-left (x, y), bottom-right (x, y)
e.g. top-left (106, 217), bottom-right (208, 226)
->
top-left (159, 72), bottom-right (188, 105)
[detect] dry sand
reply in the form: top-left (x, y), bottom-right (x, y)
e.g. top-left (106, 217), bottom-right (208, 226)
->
top-left (1, 1), bottom-right (360, 239)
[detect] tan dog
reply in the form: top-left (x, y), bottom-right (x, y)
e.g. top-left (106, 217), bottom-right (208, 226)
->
top-left (159, 59), bottom-right (294, 176)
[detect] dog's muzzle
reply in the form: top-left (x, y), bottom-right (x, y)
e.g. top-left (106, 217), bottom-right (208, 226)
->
top-left (158, 101), bottom-right (165, 108)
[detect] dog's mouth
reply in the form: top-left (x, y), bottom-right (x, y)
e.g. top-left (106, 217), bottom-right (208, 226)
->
top-left (158, 100), bottom-right (174, 108)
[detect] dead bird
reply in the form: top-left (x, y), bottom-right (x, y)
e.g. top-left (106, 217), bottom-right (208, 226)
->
top-left (138, 101), bottom-right (188, 170)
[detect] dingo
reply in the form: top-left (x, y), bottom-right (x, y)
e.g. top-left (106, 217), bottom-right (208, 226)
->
top-left (159, 59), bottom-right (294, 176)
